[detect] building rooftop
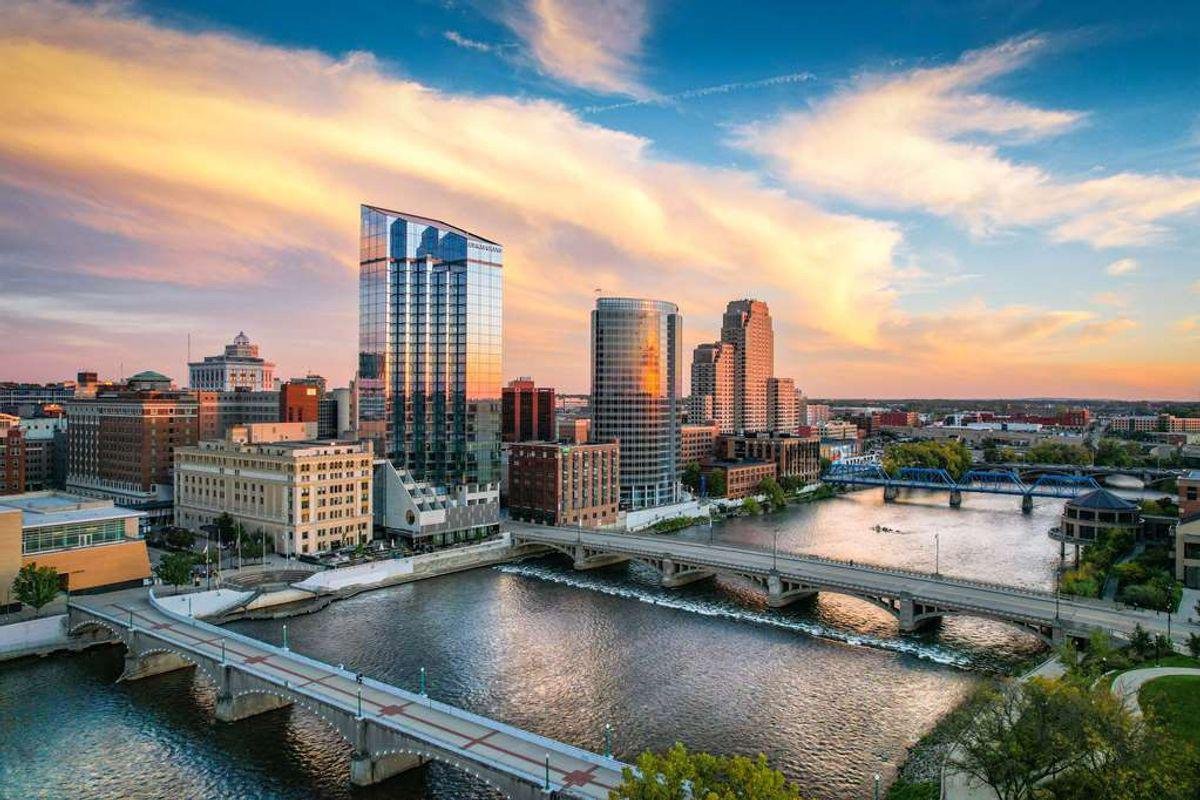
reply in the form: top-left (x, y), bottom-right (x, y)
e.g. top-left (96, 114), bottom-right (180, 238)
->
top-left (0, 491), bottom-right (144, 528)
top-left (362, 204), bottom-right (500, 246)
top-left (1183, 470), bottom-right (1200, 481)
top-left (128, 370), bottom-right (171, 382)
top-left (1068, 488), bottom-right (1139, 512)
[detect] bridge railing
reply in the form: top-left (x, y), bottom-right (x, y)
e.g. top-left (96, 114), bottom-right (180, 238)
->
top-left (141, 590), bottom-right (625, 781)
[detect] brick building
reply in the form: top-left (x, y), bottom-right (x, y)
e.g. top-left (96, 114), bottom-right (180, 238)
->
top-left (704, 460), bottom-right (776, 500)
top-left (717, 433), bottom-right (820, 483)
top-left (680, 423), bottom-right (719, 468)
top-left (502, 378), bottom-right (556, 442)
top-left (507, 440), bottom-right (620, 527)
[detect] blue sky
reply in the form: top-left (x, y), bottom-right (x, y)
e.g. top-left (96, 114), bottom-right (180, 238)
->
top-left (1, 0), bottom-right (1198, 397)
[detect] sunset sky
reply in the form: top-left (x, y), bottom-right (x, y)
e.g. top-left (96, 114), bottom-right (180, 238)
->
top-left (1, 0), bottom-right (1198, 398)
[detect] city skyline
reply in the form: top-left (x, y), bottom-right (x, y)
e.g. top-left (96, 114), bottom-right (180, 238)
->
top-left (2, 1), bottom-right (1200, 399)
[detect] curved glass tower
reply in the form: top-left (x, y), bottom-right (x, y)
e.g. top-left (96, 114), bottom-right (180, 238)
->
top-left (590, 298), bottom-right (682, 509)
top-left (358, 205), bottom-right (502, 487)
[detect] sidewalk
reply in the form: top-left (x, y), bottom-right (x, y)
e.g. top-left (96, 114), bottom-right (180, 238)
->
top-left (1110, 667), bottom-right (1200, 717)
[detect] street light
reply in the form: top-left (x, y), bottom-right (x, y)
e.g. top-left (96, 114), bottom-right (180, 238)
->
top-left (772, 528), bottom-right (780, 572)
top-left (934, 532), bottom-right (940, 576)
top-left (873, 773), bottom-right (880, 800)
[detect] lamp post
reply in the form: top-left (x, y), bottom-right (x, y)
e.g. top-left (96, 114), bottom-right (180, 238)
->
top-left (544, 753), bottom-right (551, 790)
top-left (419, 666), bottom-right (426, 696)
top-left (772, 529), bottom-right (779, 572)
top-left (934, 532), bottom-right (940, 576)
top-left (1054, 568), bottom-right (1061, 621)
top-left (873, 773), bottom-right (880, 800)
top-left (282, 623), bottom-right (289, 651)
top-left (604, 723), bottom-right (613, 758)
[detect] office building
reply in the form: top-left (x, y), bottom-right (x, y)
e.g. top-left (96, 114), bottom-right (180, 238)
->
top-left (507, 440), bottom-right (620, 527)
top-left (591, 297), bottom-right (682, 509)
top-left (704, 460), bottom-right (776, 500)
top-left (174, 423), bottom-right (373, 557)
top-left (502, 378), bottom-right (556, 442)
top-left (718, 432), bottom-right (820, 483)
top-left (1, 421), bottom-right (23, 495)
top-left (0, 491), bottom-right (150, 599)
top-left (65, 382), bottom-right (199, 524)
top-left (189, 332), bottom-right (276, 391)
top-left (373, 460), bottom-right (500, 548)
top-left (280, 381), bottom-right (321, 424)
top-left (689, 341), bottom-right (735, 433)
top-left (195, 390), bottom-right (281, 441)
top-left (720, 299), bottom-right (773, 433)
top-left (806, 404), bottom-right (832, 425)
top-left (0, 381), bottom-right (77, 416)
top-left (357, 205), bottom-right (502, 491)
top-left (557, 418), bottom-right (591, 445)
top-left (680, 423), bottom-right (718, 467)
top-left (766, 377), bottom-right (797, 433)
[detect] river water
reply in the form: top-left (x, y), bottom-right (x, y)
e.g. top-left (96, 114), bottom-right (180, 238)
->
top-left (1, 489), bottom-right (1078, 800)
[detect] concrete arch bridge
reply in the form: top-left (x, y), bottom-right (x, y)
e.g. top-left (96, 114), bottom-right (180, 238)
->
top-left (67, 590), bottom-right (624, 799)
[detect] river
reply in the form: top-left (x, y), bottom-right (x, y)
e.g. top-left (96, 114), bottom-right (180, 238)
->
top-left (0, 488), bottom-right (1082, 800)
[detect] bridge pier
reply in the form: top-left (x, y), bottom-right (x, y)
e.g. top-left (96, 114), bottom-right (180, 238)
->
top-left (350, 718), bottom-right (426, 787)
top-left (948, 490), bottom-right (962, 508)
top-left (572, 546), bottom-right (629, 571)
top-left (1021, 494), bottom-right (1034, 514)
top-left (214, 665), bottom-right (293, 722)
top-left (766, 574), bottom-right (816, 608)
top-left (883, 485), bottom-right (898, 502)
top-left (119, 633), bottom-right (194, 681)
top-left (659, 558), bottom-right (715, 588)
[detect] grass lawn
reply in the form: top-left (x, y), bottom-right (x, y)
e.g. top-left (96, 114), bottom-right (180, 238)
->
top-left (1140, 675), bottom-right (1200, 750)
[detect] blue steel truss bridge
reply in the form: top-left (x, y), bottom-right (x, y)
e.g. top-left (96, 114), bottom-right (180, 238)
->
top-left (822, 463), bottom-right (1102, 512)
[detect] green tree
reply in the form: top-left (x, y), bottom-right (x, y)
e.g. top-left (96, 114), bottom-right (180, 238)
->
top-left (681, 462), bottom-right (703, 493)
top-left (705, 469), bottom-right (726, 498)
top-left (882, 440), bottom-right (972, 480)
top-left (1130, 624), bottom-right (1153, 660)
top-left (165, 527), bottom-right (195, 550)
top-left (1188, 633), bottom-right (1200, 659)
top-left (819, 456), bottom-right (833, 475)
top-left (155, 552), bottom-right (196, 594)
top-left (757, 477), bottom-right (787, 511)
top-left (214, 512), bottom-right (236, 538)
top-left (1153, 634), bottom-right (1174, 662)
top-left (1025, 441), bottom-right (1093, 466)
top-left (610, 742), bottom-right (805, 800)
top-left (951, 678), bottom-right (1091, 800)
top-left (12, 562), bottom-right (60, 617)
top-left (741, 497), bottom-right (762, 515)
top-left (1093, 438), bottom-right (1144, 469)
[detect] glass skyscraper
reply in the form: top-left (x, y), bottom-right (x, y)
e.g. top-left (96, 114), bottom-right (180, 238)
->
top-left (358, 205), bottom-right (502, 488)
top-left (591, 297), bottom-right (682, 509)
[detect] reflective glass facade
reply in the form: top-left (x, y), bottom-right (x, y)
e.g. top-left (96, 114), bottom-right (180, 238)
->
top-left (358, 206), bottom-right (502, 487)
top-left (591, 298), bottom-right (682, 509)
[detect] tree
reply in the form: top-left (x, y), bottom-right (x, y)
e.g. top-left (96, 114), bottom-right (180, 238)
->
top-left (741, 497), bottom-right (762, 515)
top-left (681, 462), bottom-right (702, 494)
top-left (705, 469), bottom-right (726, 499)
top-left (1093, 438), bottom-right (1144, 469)
top-left (1130, 624), bottom-right (1153, 660)
top-left (1153, 634), bottom-right (1174, 662)
top-left (165, 527), bottom-right (195, 550)
top-left (12, 562), bottom-right (60, 616)
top-left (214, 512), bottom-right (236, 539)
top-left (155, 552), bottom-right (196, 594)
top-left (819, 456), bottom-right (833, 475)
top-left (882, 440), bottom-right (972, 480)
top-left (1187, 633), bottom-right (1200, 659)
top-left (952, 678), bottom-right (1091, 800)
top-left (1025, 441), bottom-right (1093, 466)
top-left (757, 477), bottom-right (788, 511)
top-left (610, 742), bottom-right (805, 800)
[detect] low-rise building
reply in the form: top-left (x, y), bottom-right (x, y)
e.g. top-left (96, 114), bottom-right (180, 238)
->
top-left (507, 440), bottom-right (620, 527)
top-left (805, 404), bottom-right (831, 426)
top-left (173, 423), bottom-right (373, 557)
top-left (373, 460), bottom-right (500, 549)
top-left (1178, 470), bottom-right (1200, 517)
top-left (195, 389), bottom-right (281, 441)
top-left (1176, 513), bottom-right (1200, 589)
top-left (704, 460), bottom-right (776, 500)
top-left (680, 423), bottom-right (719, 468)
top-left (0, 491), bottom-right (150, 598)
top-left (1052, 489), bottom-right (1141, 566)
top-left (717, 433), bottom-right (820, 483)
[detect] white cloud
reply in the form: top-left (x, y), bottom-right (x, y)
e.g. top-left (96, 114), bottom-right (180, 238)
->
top-left (1105, 257), bottom-right (1138, 276)
top-left (736, 35), bottom-right (1200, 249)
top-left (502, 0), bottom-right (654, 98)
top-left (444, 31), bottom-right (494, 53)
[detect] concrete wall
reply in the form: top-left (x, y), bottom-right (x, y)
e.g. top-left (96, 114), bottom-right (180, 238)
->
top-left (0, 509), bottom-right (19, 609)
top-left (0, 614), bottom-right (69, 659)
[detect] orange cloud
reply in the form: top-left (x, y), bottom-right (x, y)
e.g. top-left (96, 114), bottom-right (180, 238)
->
top-left (0, 3), bottom-right (1195, 398)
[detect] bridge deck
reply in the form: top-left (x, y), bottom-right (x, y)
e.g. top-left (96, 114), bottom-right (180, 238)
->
top-left (70, 591), bottom-right (624, 798)
top-left (511, 524), bottom-right (1197, 642)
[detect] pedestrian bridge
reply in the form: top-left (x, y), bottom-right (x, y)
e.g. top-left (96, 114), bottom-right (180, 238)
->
top-left (67, 591), bottom-right (625, 799)
top-left (823, 463), bottom-right (1102, 511)
top-left (509, 524), bottom-right (1194, 646)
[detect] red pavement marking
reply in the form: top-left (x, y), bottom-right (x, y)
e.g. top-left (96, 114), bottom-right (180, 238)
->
top-left (151, 622), bottom-right (173, 630)
top-left (95, 598), bottom-right (623, 787)
top-left (462, 730), bottom-right (496, 749)
top-left (378, 703), bottom-right (411, 716)
top-left (561, 766), bottom-right (597, 787)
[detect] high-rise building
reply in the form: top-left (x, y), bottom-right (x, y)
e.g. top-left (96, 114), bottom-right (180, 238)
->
top-left (502, 378), bottom-right (556, 442)
top-left (357, 205), bottom-right (502, 492)
top-left (689, 342), bottom-right (735, 433)
top-left (720, 299), bottom-right (774, 433)
top-left (766, 377), bottom-right (797, 433)
top-left (195, 390), bottom-right (281, 441)
top-left (591, 297), bottom-right (682, 509)
top-left (188, 332), bottom-right (276, 391)
top-left (65, 381), bottom-right (199, 525)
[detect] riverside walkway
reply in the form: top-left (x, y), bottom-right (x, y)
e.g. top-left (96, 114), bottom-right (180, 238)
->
top-left (509, 523), bottom-right (1197, 644)
top-left (67, 589), bottom-right (625, 799)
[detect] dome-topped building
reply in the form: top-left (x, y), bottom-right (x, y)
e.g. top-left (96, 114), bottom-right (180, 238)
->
top-left (188, 332), bottom-right (275, 391)
top-left (126, 370), bottom-right (173, 391)
top-left (1051, 488), bottom-right (1141, 567)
